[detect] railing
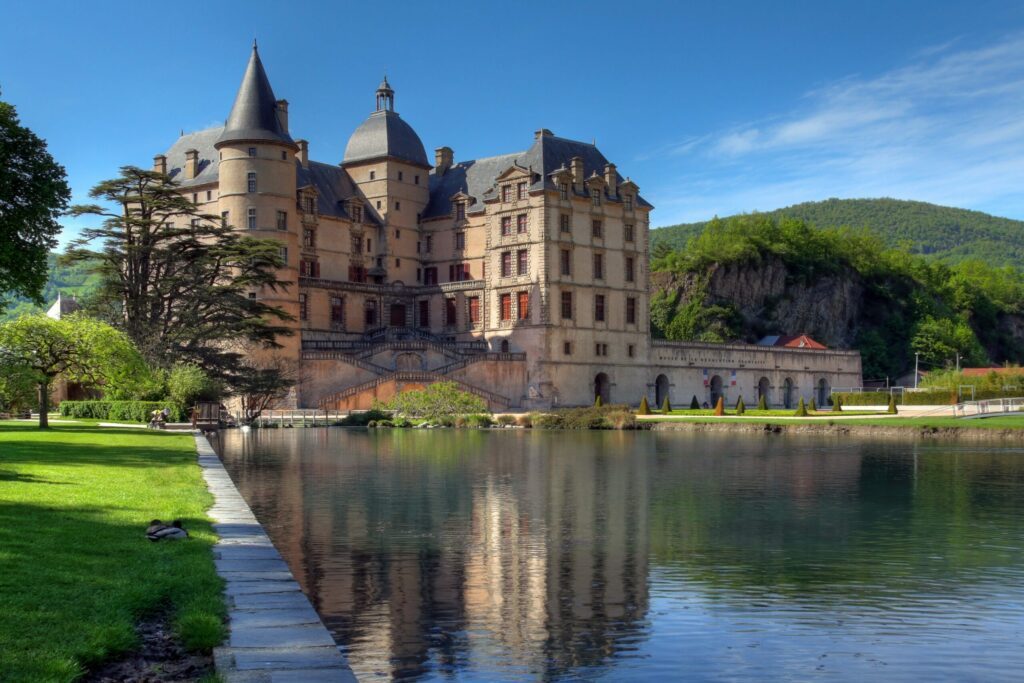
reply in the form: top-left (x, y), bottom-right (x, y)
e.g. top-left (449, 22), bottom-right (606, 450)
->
top-left (433, 352), bottom-right (526, 375)
top-left (953, 397), bottom-right (1024, 418)
top-left (299, 351), bottom-right (389, 374)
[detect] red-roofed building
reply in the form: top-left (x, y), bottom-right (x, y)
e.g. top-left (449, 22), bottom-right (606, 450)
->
top-left (960, 367), bottom-right (1024, 378)
top-left (756, 334), bottom-right (828, 350)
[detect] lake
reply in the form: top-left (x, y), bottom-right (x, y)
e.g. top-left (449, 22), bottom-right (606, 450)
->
top-left (213, 428), bottom-right (1024, 681)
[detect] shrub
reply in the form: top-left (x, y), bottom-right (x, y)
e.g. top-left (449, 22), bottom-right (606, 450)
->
top-left (392, 417), bottom-right (413, 428)
top-left (58, 400), bottom-right (185, 423)
top-left (713, 397), bottom-right (725, 416)
top-left (466, 413), bottom-right (494, 428)
top-left (453, 415), bottom-right (468, 428)
top-left (757, 394), bottom-right (767, 410)
top-left (832, 395), bottom-right (842, 412)
top-left (604, 409), bottom-right (638, 430)
top-left (383, 381), bottom-right (488, 420)
top-left (338, 408), bottom-right (391, 426)
top-left (689, 395), bottom-right (700, 410)
top-left (438, 415), bottom-right (457, 427)
top-left (809, 397), bottom-right (817, 411)
top-left (794, 397), bottom-right (808, 417)
top-left (661, 396), bottom-right (672, 413)
top-left (533, 413), bottom-right (564, 429)
top-left (497, 414), bottom-right (517, 426)
top-left (594, 395), bottom-right (603, 408)
top-left (167, 363), bottom-right (221, 408)
top-left (735, 397), bottom-right (745, 415)
top-left (517, 414), bottom-right (534, 428)
top-left (888, 395), bottom-right (898, 414)
top-left (638, 396), bottom-right (651, 415)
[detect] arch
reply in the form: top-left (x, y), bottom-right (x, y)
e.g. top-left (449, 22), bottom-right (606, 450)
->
top-left (709, 375), bottom-right (724, 407)
top-left (817, 378), bottom-right (830, 407)
top-left (655, 374), bottom-right (670, 407)
top-left (395, 352), bottom-right (424, 371)
top-left (757, 377), bottom-right (771, 406)
top-left (500, 339), bottom-right (510, 353)
top-left (783, 378), bottom-right (794, 409)
top-left (594, 373), bottom-right (611, 404)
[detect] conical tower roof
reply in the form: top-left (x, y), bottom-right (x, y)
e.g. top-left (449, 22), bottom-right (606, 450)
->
top-left (216, 44), bottom-right (295, 148)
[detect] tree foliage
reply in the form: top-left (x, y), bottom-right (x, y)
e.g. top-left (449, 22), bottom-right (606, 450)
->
top-left (381, 381), bottom-right (488, 420)
top-left (0, 93), bottom-right (71, 312)
top-left (64, 166), bottom-right (293, 383)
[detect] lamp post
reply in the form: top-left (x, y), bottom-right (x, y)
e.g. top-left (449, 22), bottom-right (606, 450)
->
top-left (915, 352), bottom-right (920, 389)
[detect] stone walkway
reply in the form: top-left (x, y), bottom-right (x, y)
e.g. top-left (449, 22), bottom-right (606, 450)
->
top-left (195, 434), bottom-right (357, 682)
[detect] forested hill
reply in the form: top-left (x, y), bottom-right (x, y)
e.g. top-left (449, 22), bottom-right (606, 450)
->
top-left (650, 198), bottom-right (1024, 266)
top-left (0, 254), bottom-right (102, 321)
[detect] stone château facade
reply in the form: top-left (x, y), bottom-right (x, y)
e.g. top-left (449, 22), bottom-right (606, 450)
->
top-left (153, 45), bottom-right (861, 411)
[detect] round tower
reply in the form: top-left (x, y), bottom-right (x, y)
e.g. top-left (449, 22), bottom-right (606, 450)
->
top-left (215, 43), bottom-right (301, 362)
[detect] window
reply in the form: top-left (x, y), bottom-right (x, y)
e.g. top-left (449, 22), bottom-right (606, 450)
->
top-left (369, 170), bottom-right (376, 180)
top-left (298, 293), bottom-right (308, 321)
top-left (248, 292), bottom-right (256, 301)
top-left (349, 265), bottom-right (367, 282)
top-left (595, 294), bottom-right (606, 322)
top-left (502, 185), bottom-right (511, 203)
top-left (424, 267), bottom-right (438, 285)
top-left (625, 224), bottom-right (634, 242)
top-left (303, 228), bottom-right (316, 248)
top-left (517, 291), bottom-right (529, 320)
top-left (351, 204), bottom-right (361, 222)
top-left (594, 253), bottom-right (604, 279)
top-left (192, 193), bottom-right (197, 204)
top-left (395, 229), bottom-right (401, 239)
top-left (591, 188), bottom-right (601, 206)
top-left (365, 301), bottom-right (377, 326)
top-left (221, 210), bottom-right (229, 225)
top-left (516, 214), bottom-right (527, 234)
top-left (560, 214), bottom-right (571, 233)
top-left (247, 172), bottom-right (257, 193)
top-left (248, 147), bottom-right (256, 157)
top-left (276, 210), bottom-right (287, 231)
top-left (456, 202), bottom-right (466, 220)
top-left (468, 296), bottom-right (480, 325)
top-left (560, 183), bottom-right (568, 200)
top-left (206, 190), bottom-right (212, 201)
top-left (627, 297), bottom-right (637, 325)
top-left (419, 300), bottom-right (430, 328)
top-left (625, 195), bottom-right (633, 211)
top-left (395, 201), bottom-right (401, 210)
top-left (367, 238), bottom-right (372, 251)
top-left (247, 208), bottom-right (256, 230)
top-left (279, 246), bottom-right (288, 264)
top-left (595, 343), bottom-right (609, 356)
top-left (560, 249), bottom-right (571, 276)
top-left (416, 268), bottom-right (421, 282)
top-left (517, 249), bottom-right (528, 276)
top-left (517, 182), bottom-right (526, 200)
top-left (628, 344), bottom-right (635, 358)
top-left (446, 298), bottom-right (457, 326)
top-left (300, 259), bottom-right (319, 277)
top-left (191, 218), bottom-right (199, 229)
top-left (501, 251), bottom-right (512, 277)
top-left (376, 200), bottom-right (381, 209)
top-left (425, 235), bottom-right (433, 253)
top-left (304, 195), bottom-right (315, 214)
top-left (625, 256), bottom-right (635, 282)
top-left (500, 293), bottom-right (512, 321)
top-left (592, 220), bottom-right (603, 238)
top-left (563, 341), bottom-right (572, 355)
top-left (455, 232), bottom-right (465, 250)
top-left (561, 291), bottom-right (573, 320)
top-left (449, 263), bottom-right (470, 281)
top-left (351, 235), bottom-right (362, 253)
top-left (281, 151), bottom-right (287, 160)
top-left (331, 296), bottom-right (345, 328)
top-left (415, 174), bottom-right (420, 185)
top-left (395, 258), bottom-right (401, 268)
top-left (398, 171), bottom-right (404, 181)
top-left (501, 216), bottom-right (512, 236)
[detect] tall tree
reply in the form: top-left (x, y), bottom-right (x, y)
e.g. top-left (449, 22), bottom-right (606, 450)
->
top-left (0, 314), bottom-right (142, 428)
top-left (0, 91), bottom-right (71, 312)
top-left (64, 166), bottom-right (292, 382)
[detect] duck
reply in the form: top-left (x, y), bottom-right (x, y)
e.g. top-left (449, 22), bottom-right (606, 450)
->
top-left (146, 519), bottom-right (189, 542)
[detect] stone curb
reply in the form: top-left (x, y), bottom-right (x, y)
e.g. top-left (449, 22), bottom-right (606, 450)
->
top-left (195, 433), bottom-right (358, 682)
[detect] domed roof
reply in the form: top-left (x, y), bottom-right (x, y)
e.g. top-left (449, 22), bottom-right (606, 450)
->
top-left (343, 110), bottom-right (429, 168)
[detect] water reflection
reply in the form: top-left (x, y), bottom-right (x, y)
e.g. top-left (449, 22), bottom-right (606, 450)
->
top-left (215, 429), bottom-right (1024, 681)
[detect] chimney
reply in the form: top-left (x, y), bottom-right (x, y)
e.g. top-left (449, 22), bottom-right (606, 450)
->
top-left (153, 154), bottom-right (167, 175)
top-left (570, 156), bottom-right (585, 193)
top-left (275, 99), bottom-right (289, 134)
top-left (534, 128), bottom-right (553, 140)
top-left (604, 163), bottom-right (617, 197)
top-left (296, 139), bottom-right (309, 168)
top-left (434, 146), bottom-right (453, 175)
top-left (184, 149), bottom-right (199, 180)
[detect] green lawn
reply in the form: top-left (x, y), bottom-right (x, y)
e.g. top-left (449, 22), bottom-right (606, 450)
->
top-left (644, 415), bottom-right (1024, 430)
top-left (0, 423), bottom-right (224, 682)
top-left (645, 409), bottom-right (881, 417)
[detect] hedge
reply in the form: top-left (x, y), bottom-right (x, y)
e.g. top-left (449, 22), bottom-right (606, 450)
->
top-left (831, 390), bottom-right (1024, 406)
top-left (58, 400), bottom-right (186, 423)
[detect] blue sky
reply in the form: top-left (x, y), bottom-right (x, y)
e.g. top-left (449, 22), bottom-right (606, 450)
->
top-left (2, 0), bottom-right (1023, 246)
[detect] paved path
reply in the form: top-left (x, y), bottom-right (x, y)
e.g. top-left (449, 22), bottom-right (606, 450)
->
top-left (195, 433), bottom-right (357, 682)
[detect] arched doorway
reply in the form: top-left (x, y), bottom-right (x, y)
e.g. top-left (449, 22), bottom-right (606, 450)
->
top-left (783, 378), bottom-right (794, 409)
top-left (594, 373), bottom-right (611, 404)
top-left (709, 375), bottom-right (723, 407)
top-left (655, 374), bottom-right (670, 407)
top-left (758, 377), bottom-right (771, 406)
top-left (389, 303), bottom-right (406, 327)
top-left (500, 339), bottom-right (510, 353)
top-left (817, 378), bottom-right (830, 406)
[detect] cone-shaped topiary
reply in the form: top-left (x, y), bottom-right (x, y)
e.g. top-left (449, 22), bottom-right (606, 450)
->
top-left (736, 397), bottom-right (746, 415)
top-left (638, 396), bottom-right (651, 415)
top-left (832, 395), bottom-right (842, 412)
top-left (794, 397), bottom-right (808, 417)
top-left (713, 397), bottom-right (725, 416)
top-left (595, 394), bottom-right (603, 408)
top-left (757, 394), bottom-right (767, 411)
top-left (661, 396), bottom-right (672, 414)
top-left (809, 397), bottom-right (817, 411)
top-left (690, 395), bottom-right (700, 410)
top-left (888, 395), bottom-right (898, 414)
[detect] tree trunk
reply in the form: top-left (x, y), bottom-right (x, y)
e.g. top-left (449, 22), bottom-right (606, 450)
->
top-left (37, 381), bottom-right (50, 429)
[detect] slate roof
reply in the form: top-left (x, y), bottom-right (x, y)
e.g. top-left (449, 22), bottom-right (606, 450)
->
top-left (217, 46), bottom-right (295, 148)
top-left (164, 127), bottom-right (222, 187)
top-left (342, 110), bottom-right (429, 168)
top-left (297, 160), bottom-right (380, 224)
top-left (423, 133), bottom-right (651, 219)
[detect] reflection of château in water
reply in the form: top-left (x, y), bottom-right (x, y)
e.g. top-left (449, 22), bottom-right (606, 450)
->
top-left (225, 431), bottom-right (649, 680)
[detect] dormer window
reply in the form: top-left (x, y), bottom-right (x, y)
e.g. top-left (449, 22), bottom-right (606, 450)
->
top-left (303, 195), bottom-right (315, 214)
top-left (591, 188), bottom-right (601, 207)
top-left (560, 183), bottom-right (568, 200)
top-left (625, 195), bottom-right (633, 211)
top-left (501, 185), bottom-right (511, 203)
top-left (455, 202), bottom-right (466, 221)
top-left (517, 182), bottom-right (526, 200)
top-left (351, 204), bottom-right (362, 222)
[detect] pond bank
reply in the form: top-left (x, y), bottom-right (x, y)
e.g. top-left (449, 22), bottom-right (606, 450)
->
top-left (650, 419), bottom-right (1024, 440)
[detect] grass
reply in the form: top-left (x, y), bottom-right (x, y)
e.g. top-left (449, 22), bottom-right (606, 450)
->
top-left (0, 423), bottom-right (225, 682)
top-left (646, 408), bottom-right (881, 417)
top-left (643, 415), bottom-right (1024, 429)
